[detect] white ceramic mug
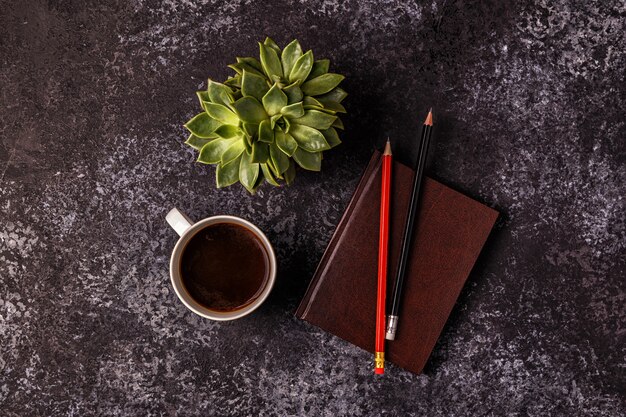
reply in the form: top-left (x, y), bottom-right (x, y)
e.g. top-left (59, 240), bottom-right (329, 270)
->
top-left (165, 208), bottom-right (277, 321)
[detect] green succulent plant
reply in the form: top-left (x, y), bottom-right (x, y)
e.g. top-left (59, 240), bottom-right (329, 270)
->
top-left (183, 37), bottom-right (347, 193)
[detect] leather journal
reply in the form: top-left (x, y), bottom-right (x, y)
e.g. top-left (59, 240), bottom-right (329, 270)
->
top-left (296, 150), bottom-right (499, 374)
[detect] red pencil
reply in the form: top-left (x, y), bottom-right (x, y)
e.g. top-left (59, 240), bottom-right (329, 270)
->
top-left (375, 140), bottom-right (392, 374)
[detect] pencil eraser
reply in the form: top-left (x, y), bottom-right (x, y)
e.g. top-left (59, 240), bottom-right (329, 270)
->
top-left (375, 368), bottom-right (384, 374)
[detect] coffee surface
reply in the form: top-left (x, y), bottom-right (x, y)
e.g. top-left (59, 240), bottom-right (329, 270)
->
top-left (180, 223), bottom-right (270, 311)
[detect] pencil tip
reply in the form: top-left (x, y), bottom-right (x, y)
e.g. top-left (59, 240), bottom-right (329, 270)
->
top-left (424, 109), bottom-right (433, 126)
top-left (383, 140), bottom-right (392, 155)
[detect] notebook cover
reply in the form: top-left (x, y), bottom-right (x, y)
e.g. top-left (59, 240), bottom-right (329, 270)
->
top-left (296, 150), bottom-right (499, 374)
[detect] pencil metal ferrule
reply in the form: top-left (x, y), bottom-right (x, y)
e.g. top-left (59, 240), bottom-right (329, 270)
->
top-left (375, 351), bottom-right (385, 372)
top-left (385, 315), bottom-right (398, 340)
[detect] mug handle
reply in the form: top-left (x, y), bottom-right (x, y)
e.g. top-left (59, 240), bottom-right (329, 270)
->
top-left (166, 208), bottom-right (194, 236)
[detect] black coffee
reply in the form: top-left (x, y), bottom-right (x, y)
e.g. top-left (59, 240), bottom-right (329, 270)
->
top-left (180, 223), bottom-right (270, 312)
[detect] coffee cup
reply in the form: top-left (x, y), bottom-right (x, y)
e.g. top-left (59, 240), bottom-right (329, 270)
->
top-left (166, 208), bottom-right (276, 321)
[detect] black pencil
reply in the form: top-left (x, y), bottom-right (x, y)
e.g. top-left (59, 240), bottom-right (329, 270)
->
top-left (385, 109), bottom-right (433, 341)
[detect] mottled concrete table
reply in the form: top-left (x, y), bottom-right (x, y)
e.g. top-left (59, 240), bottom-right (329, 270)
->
top-left (1, 1), bottom-right (624, 415)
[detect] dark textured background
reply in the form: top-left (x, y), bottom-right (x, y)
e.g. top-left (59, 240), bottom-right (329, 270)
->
top-left (1, 0), bottom-right (624, 415)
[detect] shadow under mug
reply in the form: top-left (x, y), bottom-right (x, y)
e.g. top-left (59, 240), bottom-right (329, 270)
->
top-left (166, 208), bottom-right (277, 321)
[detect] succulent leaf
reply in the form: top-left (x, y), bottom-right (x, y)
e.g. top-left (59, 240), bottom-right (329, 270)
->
top-left (259, 42), bottom-right (283, 80)
top-left (284, 160), bottom-right (296, 184)
top-left (228, 63), bottom-right (264, 78)
top-left (317, 87), bottom-right (348, 103)
top-left (227, 64), bottom-right (243, 75)
top-left (214, 124), bottom-right (241, 139)
top-left (232, 96), bottom-right (267, 124)
top-left (270, 142), bottom-right (290, 173)
top-left (270, 114), bottom-right (282, 129)
top-left (275, 130), bottom-right (298, 156)
top-left (263, 37), bottom-right (281, 54)
top-left (196, 90), bottom-right (209, 106)
top-left (262, 83), bottom-right (288, 116)
top-left (208, 80), bottom-right (234, 107)
top-left (232, 89), bottom-right (243, 100)
top-left (216, 155), bottom-right (242, 188)
top-left (280, 102), bottom-right (305, 118)
top-left (221, 140), bottom-right (245, 164)
top-left (236, 57), bottom-right (264, 73)
top-left (242, 122), bottom-right (257, 138)
top-left (316, 98), bottom-right (346, 113)
top-left (198, 138), bottom-right (237, 164)
top-left (261, 163), bottom-right (281, 186)
top-left (266, 156), bottom-right (282, 178)
top-left (243, 135), bottom-right (253, 153)
top-left (292, 148), bottom-right (322, 171)
top-left (308, 59), bottom-right (330, 80)
top-left (302, 96), bottom-right (324, 108)
top-left (241, 70), bottom-right (270, 101)
top-left (239, 150), bottom-right (260, 192)
top-left (184, 112), bottom-right (221, 138)
top-left (321, 127), bottom-right (341, 148)
top-left (258, 119), bottom-right (275, 143)
top-left (315, 107), bottom-right (338, 115)
top-left (252, 176), bottom-right (265, 192)
top-left (292, 110), bottom-right (337, 130)
top-left (185, 133), bottom-right (215, 150)
top-left (301, 74), bottom-right (345, 96)
top-left (251, 141), bottom-right (270, 163)
top-left (281, 40), bottom-right (303, 78)
top-left (283, 82), bottom-right (304, 104)
top-left (289, 124), bottom-right (331, 152)
top-left (203, 102), bottom-right (240, 126)
top-left (288, 50), bottom-right (314, 84)
top-left (224, 76), bottom-right (241, 88)
top-left (332, 117), bottom-right (344, 130)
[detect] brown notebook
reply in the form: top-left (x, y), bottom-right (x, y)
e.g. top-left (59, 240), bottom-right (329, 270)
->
top-left (296, 150), bottom-right (498, 374)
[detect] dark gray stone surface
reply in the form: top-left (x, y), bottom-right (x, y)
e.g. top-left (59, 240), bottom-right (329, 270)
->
top-left (1, 0), bottom-right (624, 415)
